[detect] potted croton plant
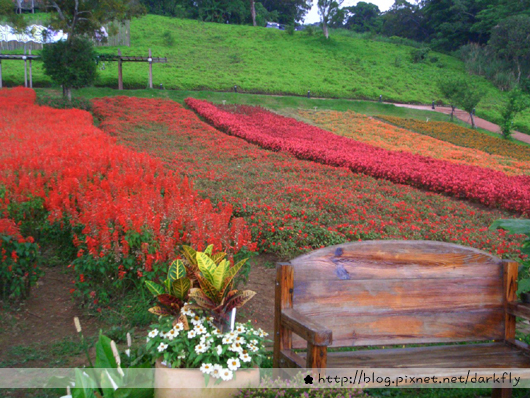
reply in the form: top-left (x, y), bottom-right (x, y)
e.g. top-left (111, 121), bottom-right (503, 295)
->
top-left (144, 245), bottom-right (268, 398)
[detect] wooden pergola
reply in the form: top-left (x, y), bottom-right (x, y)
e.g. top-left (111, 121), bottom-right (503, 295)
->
top-left (99, 49), bottom-right (168, 90)
top-left (0, 50), bottom-right (39, 88)
top-left (0, 48), bottom-right (167, 90)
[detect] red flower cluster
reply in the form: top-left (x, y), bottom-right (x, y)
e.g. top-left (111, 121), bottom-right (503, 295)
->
top-left (94, 96), bottom-right (525, 260)
top-left (185, 99), bottom-right (530, 216)
top-left (0, 88), bottom-right (253, 273)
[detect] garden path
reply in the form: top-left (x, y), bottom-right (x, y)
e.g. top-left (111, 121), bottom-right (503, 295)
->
top-left (392, 104), bottom-right (530, 145)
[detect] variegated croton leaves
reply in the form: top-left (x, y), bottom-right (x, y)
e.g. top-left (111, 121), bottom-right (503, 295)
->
top-left (145, 245), bottom-right (255, 327)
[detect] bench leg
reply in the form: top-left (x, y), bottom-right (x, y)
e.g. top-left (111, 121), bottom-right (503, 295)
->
top-left (492, 387), bottom-right (512, 398)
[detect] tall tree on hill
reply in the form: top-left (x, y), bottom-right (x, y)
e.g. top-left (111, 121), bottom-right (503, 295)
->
top-left (317, 0), bottom-right (344, 39)
top-left (488, 15), bottom-right (530, 85)
top-left (250, 0), bottom-right (256, 25)
top-left (260, 0), bottom-right (311, 24)
top-left (344, 2), bottom-right (381, 32)
top-left (381, 0), bottom-right (426, 42)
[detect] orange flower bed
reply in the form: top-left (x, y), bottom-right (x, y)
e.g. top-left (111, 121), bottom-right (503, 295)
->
top-left (378, 115), bottom-right (530, 162)
top-left (298, 110), bottom-right (530, 176)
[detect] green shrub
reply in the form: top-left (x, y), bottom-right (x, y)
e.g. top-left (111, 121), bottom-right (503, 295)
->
top-left (285, 24), bottom-right (295, 36)
top-left (0, 219), bottom-right (43, 300)
top-left (36, 94), bottom-right (93, 112)
top-left (411, 47), bottom-right (431, 63)
top-left (162, 30), bottom-right (175, 47)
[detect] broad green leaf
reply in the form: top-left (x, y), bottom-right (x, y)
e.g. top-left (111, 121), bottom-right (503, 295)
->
top-left (490, 219), bottom-right (530, 235)
top-left (211, 252), bottom-right (227, 264)
top-left (212, 259), bottom-right (229, 291)
top-left (168, 259), bottom-right (186, 282)
top-left (195, 274), bottom-right (219, 301)
top-left (172, 277), bottom-right (191, 300)
top-left (196, 252), bottom-right (216, 273)
top-left (95, 334), bottom-right (118, 369)
top-left (219, 258), bottom-right (248, 300)
top-left (72, 368), bottom-right (99, 398)
top-left (164, 278), bottom-right (172, 294)
top-left (144, 281), bottom-right (164, 297)
top-left (182, 245), bottom-right (197, 265)
top-left (204, 244), bottom-right (214, 255)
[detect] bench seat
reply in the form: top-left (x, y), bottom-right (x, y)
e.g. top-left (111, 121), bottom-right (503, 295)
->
top-left (295, 342), bottom-right (530, 368)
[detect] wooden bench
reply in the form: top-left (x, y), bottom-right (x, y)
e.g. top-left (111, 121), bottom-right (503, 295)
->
top-left (273, 240), bottom-right (530, 397)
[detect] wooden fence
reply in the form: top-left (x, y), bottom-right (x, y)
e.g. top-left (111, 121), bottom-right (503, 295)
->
top-left (0, 20), bottom-right (130, 50)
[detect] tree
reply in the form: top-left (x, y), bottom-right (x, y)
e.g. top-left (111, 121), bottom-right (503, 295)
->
top-left (41, 37), bottom-right (97, 101)
top-left (43, 0), bottom-right (145, 43)
top-left (250, 0), bottom-right (256, 25)
top-left (317, 0), bottom-right (344, 39)
top-left (488, 15), bottom-right (530, 84)
top-left (380, 0), bottom-right (426, 42)
top-left (260, 0), bottom-right (311, 24)
top-left (500, 89), bottom-right (530, 139)
top-left (438, 76), bottom-right (485, 128)
top-left (344, 2), bottom-right (381, 33)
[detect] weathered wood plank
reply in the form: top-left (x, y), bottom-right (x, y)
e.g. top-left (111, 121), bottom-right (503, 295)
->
top-left (273, 263), bottom-right (294, 368)
top-left (294, 278), bottom-right (503, 312)
top-left (507, 302), bottom-right (530, 320)
top-left (492, 387), bottom-right (513, 398)
top-left (279, 350), bottom-right (304, 368)
top-left (307, 343), bottom-right (327, 369)
top-left (298, 343), bottom-right (530, 368)
top-left (281, 308), bottom-right (332, 346)
top-left (504, 261), bottom-right (518, 341)
top-left (291, 310), bottom-right (505, 348)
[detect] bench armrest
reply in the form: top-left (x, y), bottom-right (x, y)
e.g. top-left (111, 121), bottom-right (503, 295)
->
top-left (281, 308), bottom-right (332, 346)
top-left (507, 302), bottom-right (530, 320)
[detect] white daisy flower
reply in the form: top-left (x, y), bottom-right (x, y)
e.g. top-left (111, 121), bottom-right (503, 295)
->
top-left (252, 330), bottom-right (260, 336)
top-left (182, 307), bottom-right (195, 317)
top-left (216, 345), bottom-right (223, 356)
top-left (240, 353), bottom-right (251, 363)
top-left (220, 368), bottom-right (233, 381)
top-left (234, 336), bottom-right (246, 344)
top-left (200, 363), bottom-right (213, 374)
top-left (250, 339), bottom-right (258, 345)
top-left (229, 342), bottom-right (243, 353)
top-left (167, 329), bottom-right (178, 340)
top-left (195, 343), bottom-right (208, 354)
top-left (248, 344), bottom-right (258, 352)
top-left (148, 329), bottom-right (159, 338)
top-left (227, 358), bottom-right (240, 371)
top-left (211, 365), bottom-right (222, 379)
top-left (258, 329), bottom-right (268, 337)
top-left (190, 315), bottom-right (203, 325)
top-left (206, 316), bottom-right (214, 322)
top-left (174, 323), bottom-right (184, 331)
top-left (235, 325), bottom-right (246, 334)
top-left (188, 330), bottom-right (197, 339)
top-left (157, 343), bottom-right (168, 352)
top-left (228, 331), bottom-right (238, 339)
top-left (211, 328), bottom-right (220, 336)
top-left (195, 324), bottom-right (207, 335)
top-left (177, 351), bottom-right (186, 359)
top-left (222, 336), bottom-right (232, 345)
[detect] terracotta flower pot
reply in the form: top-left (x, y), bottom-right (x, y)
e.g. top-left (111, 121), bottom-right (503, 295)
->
top-left (154, 359), bottom-right (260, 398)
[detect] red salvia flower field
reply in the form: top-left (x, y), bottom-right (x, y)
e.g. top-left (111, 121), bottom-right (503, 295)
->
top-left (0, 88), bottom-right (253, 283)
top-left (185, 99), bottom-right (530, 216)
top-left (92, 96), bottom-right (525, 260)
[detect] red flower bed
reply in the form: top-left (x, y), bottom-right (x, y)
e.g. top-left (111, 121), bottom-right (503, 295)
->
top-left (93, 96), bottom-right (525, 260)
top-left (0, 88), bottom-right (252, 286)
top-left (185, 99), bottom-right (530, 216)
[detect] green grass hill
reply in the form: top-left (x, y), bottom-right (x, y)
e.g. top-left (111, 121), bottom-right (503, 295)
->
top-left (2, 14), bottom-right (529, 132)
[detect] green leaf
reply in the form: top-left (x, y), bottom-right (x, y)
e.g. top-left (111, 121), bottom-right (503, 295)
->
top-left (490, 219), bottom-right (530, 236)
top-left (145, 281), bottom-right (164, 297)
top-left (72, 368), bottom-right (99, 398)
top-left (172, 277), bottom-right (191, 300)
top-left (204, 244), bottom-right (214, 255)
top-left (212, 259), bottom-right (229, 291)
top-left (168, 259), bottom-right (186, 282)
top-left (204, 374), bottom-right (210, 387)
top-left (95, 334), bottom-right (118, 369)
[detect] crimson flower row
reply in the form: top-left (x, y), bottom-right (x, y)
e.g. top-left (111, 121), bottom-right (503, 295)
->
top-left (185, 99), bottom-right (530, 215)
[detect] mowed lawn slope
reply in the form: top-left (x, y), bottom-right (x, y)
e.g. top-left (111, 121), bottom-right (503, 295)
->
top-left (2, 14), bottom-right (529, 131)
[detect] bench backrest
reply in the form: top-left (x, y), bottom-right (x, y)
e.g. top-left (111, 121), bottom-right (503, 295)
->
top-left (289, 240), bottom-right (513, 348)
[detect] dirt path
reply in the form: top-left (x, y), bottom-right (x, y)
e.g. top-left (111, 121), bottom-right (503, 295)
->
top-left (391, 104), bottom-right (530, 145)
